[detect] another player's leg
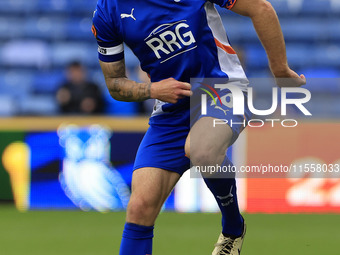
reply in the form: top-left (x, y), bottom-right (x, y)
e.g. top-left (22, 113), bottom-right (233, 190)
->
top-left (185, 117), bottom-right (246, 255)
top-left (119, 167), bottom-right (180, 255)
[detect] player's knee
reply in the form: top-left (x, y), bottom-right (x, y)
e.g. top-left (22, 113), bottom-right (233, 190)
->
top-left (190, 149), bottom-right (211, 166)
top-left (127, 197), bottom-right (159, 223)
top-left (190, 146), bottom-right (224, 167)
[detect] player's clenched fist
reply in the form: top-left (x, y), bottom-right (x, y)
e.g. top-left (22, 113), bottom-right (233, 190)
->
top-left (272, 67), bottom-right (307, 88)
top-left (150, 77), bottom-right (192, 104)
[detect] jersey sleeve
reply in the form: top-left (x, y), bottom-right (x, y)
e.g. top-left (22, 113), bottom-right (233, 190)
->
top-left (208, 0), bottom-right (238, 10)
top-left (92, 5), bottom-right (124, 62)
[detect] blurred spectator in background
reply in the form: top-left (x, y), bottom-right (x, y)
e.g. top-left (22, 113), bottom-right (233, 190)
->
top-left (56, 61), bottom-right (104, 115)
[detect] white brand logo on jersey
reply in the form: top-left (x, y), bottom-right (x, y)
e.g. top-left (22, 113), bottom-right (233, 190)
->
top-left (98, 47), bottom-right (107, 54)
top-left (121, 8), bottom-right (136, 20)
top-left (145, 20), bottom-right (197, 63)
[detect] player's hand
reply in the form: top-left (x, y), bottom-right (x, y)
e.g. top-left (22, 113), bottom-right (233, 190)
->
top-left (272, 67), bottom-right (306, 88)
top-left (150, 77), bottom-right (192, 104)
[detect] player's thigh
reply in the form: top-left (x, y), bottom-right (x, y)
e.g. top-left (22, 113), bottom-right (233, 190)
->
top-left (185, 116), bottom-right (233, 165)
top-left (127, 167), bottom-right (180, 224)
top-left (131, 167), bottom-right (180, 203)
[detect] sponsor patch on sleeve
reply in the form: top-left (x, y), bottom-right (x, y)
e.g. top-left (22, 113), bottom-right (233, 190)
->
top-left (225, 0), bottom-right (237, 10)
top-left (91, 24), bottom-right (97, 38)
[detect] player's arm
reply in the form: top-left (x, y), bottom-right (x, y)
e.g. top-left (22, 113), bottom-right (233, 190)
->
top-left (99, 59), bottom-right (192, 103)
top-left (99, 59), bottom-right (150, 102)
top-left (230, 0), bottom-right (306, 87)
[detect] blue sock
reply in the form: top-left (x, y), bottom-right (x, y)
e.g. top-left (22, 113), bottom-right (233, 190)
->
top-left (203, 156), bottom-right (244, 237)
top-left (119, 223), bottom-right (154, 255)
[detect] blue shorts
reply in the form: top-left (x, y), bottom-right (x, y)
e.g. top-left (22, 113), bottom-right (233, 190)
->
top-left (133, 91), bottom-right (252, 175)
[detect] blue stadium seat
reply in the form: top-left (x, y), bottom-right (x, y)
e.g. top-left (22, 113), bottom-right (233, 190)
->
top-left (124, 47), bottom-right (140, 69)
top-left (329, 19), bottom-right (340, 41)
top-left (301, 68), bottom-right (340, 78)
top-left (65, 18), bottom-right (93, 40)
top-left (298, 68), bottom-right (340, 93)
top-left (0, 40), bottom-right (50, 68)
top-left (90, 69), bottom-right (107, 90)
top-left (32, 71), bottom-right (65, 94)
top-left (222, 17), bottom-right (256, 43)
top-left (0, 95), bottom-right (17, 116)
top-left (68, 0), bottom-right (97, 14)
top-left (270, 0), bottom-right (335, 16)
top-left (246, 70), bottom-right (272, 78)
top-left (0, 0), bottom-right (37, 14)
top-left (0, 17), bottom-right (25, 40)
top-left (50, 42), bottom-right (97, 67)
top-left (281, 18), bottom-right (330, 42)
top-left (270, 0), bottom-right (292, 16)
top-left (35, 0), bottom-right (95, 15)
top-left (18, 95), bottom-right (58, 115)
top-left (244, 45), bottom-right (268, 69)
top-left (23, 17), bottom-right (67, 40)
top-left (0, 70), bottom-right (33, 97)
top-left (301, 0), bottom-right (333, 15)
top-left (35, 0), bottom-right (95, 14)
top-left (35, 0), bottom-right (69, 13)
top-left (286, 45), bottom-right (314, 68)
top-left (308, 78), bottom-right (340, 94)
top-left (313, 45), bottom-right (340, 67)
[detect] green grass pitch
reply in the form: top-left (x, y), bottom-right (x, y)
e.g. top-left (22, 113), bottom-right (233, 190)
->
top-left (0, 204), bottom-right (339, 255)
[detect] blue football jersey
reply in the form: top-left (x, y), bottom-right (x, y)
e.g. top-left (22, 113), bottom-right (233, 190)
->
top-left (92, 0), bottom-right (248, 116)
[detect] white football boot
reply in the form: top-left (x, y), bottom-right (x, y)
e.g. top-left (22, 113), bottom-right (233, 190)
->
top-left (212, 223), bottom-right (246, 255)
